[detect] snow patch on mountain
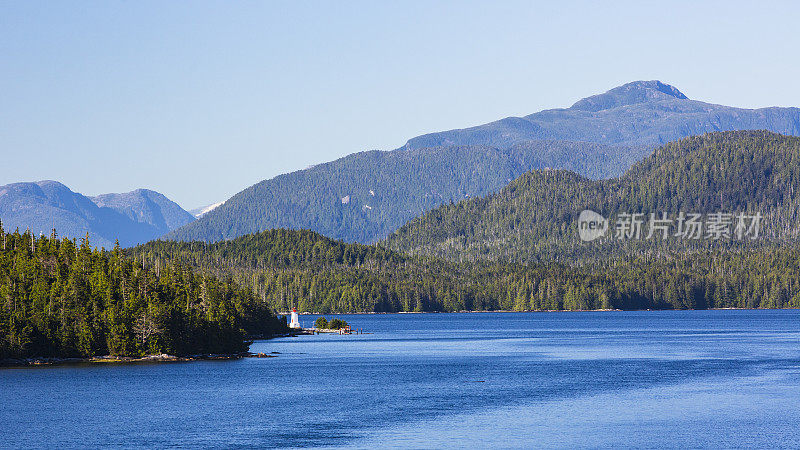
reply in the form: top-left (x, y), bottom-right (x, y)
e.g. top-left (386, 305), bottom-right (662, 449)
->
top-left (190, 201), bottom-right (224, 218)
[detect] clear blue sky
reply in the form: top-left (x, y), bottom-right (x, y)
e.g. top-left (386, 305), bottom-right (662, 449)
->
top-left (2, 1), bottom-right (799, 209)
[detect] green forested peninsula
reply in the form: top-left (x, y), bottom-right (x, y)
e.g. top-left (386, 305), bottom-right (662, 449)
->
top-left (131, 229), bottom-right (800, 314)
top-left (0, 227), bottom-right (286, 360)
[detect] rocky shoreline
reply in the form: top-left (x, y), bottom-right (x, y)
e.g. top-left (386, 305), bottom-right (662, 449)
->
top-left (0, 351), bottom-right (281, 368)
top-left (0, 330), bottom-right (322, 368)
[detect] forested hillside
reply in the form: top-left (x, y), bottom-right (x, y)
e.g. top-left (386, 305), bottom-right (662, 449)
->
top-left (168, 81), bottom-right (800, 245)
top-left (388, 131), bottom-right (800, 263)
top-left (0, 227), bottom-right (285, 360)
top-left (131, 229), bottom-right (800, 314)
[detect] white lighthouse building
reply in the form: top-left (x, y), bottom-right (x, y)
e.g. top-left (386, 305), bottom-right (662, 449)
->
top-left (289, 307), bottom-right (300, 329)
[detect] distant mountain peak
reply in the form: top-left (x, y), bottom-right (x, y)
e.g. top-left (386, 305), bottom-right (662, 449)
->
top-left (34, 180), bottom-right (69, 188)
top-left (0, 180), bottom-right (195, 248)
top-left (91, 189), bottom-right (196, 232)
top-left (570, 80), bottom-right (688, 112)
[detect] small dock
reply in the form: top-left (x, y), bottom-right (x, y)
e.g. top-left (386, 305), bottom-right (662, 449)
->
top-left (306, 326), bottom-right (364, 335)
top-left (282, 310), bottom-right (366, 336)
top-left (288, 326), bottom-right (365, 336)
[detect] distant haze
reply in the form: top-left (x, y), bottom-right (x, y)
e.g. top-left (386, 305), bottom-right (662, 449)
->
top-left (2, 1), bottom-right (800, 208)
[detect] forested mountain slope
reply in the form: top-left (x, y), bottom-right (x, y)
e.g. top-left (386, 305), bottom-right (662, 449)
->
top-left (387, 131), bottom-right (800, 263)
top-left (166, 141), bottom-right (633, 244)
top-left (168, 81), bottom-right (800, 244)
top-left (0, 181), bottom-right (194, 248)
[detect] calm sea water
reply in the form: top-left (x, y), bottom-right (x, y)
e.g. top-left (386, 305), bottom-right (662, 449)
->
top-left (2, 310), bottom-right (800, 449)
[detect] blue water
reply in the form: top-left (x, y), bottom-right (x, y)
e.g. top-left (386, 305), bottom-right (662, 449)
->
top-left (2, 310), bottom-right (800, 448)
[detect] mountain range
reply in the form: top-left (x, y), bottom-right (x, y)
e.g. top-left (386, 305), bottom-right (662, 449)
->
top-left (167, 80), bottom-right (800, 244)
top-left (5, 81), bottom-right (800, 249)
top-left (132, 130), bottom-right (800, 313)
top-left (3, 87), bottom-right (800, 315)
top-left (0, 181), bottom-right (194, 248)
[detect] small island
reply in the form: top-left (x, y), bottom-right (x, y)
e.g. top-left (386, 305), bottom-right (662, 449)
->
top-left (314, 317), bottom-right (349, 331)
